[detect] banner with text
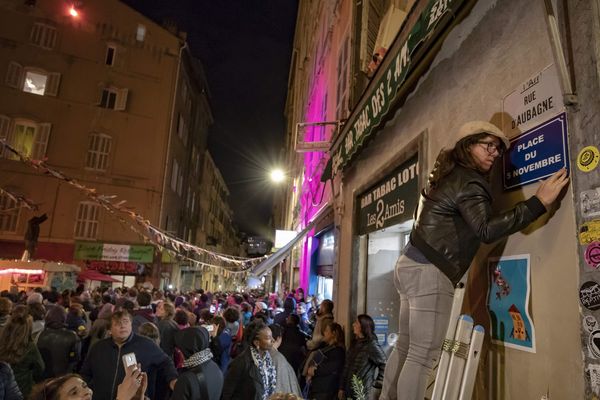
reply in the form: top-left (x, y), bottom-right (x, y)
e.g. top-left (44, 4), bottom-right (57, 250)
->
top-left (358, 155), bottom-right (419, 235)
top-left (74, 242), bottom-right (154, 263)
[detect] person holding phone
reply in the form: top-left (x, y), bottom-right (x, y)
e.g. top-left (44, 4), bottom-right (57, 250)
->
top-left (305, 323), bottom-right (345, 400)
top-left (79, 310), bottom-right (178, 400)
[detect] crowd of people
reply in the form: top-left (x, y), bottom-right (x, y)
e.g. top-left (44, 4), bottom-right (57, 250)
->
top-left (0, 284), bottom-right (387, 400)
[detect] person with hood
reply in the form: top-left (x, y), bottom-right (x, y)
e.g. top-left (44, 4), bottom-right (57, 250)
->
top-left (132, 291), bottom-right (158, 333)
top-left (307, 299), bottom-right (334, 351)
top-left (37, 305), bottom-right (80, 379)
top-left (339, 315), bottom-right (386, 400)
top-left (221, 321), bottom-right (277, 400)
top-left (170, 326), bottom-right (223, 400)
top-left (274, 297), bottom-right (296, 327)
top-left (379, 121), bottom-right (569, 400)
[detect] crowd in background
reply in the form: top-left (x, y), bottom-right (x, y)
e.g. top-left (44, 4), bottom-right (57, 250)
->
top-left (0, 283), bottom-right (387, 400)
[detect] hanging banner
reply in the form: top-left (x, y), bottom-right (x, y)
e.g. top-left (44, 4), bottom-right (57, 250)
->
top-left (357, 155), bottom-right (419, 235)
top-left (487, 255), bottom-right (536, 353)
top-left (74, 242), bottom-right (154, 263)
top-left (329, 0), bottom-right (469, 177)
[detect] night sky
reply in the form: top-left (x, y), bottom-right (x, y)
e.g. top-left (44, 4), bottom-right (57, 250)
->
top-left (122, 0), bottom-right (299, 237)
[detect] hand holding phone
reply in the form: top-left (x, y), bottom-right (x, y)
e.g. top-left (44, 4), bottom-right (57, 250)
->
top-left (122, 352), bottom-right (137, 371)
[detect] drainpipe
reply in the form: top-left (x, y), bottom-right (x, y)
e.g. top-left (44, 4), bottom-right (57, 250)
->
top-left (159, 42), bottom-right (187, 227)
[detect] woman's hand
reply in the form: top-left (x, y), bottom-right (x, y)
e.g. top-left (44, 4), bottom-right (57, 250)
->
top-left (116, 363), bottom-right (144, 400)
top-left (535, 168), bottom-right (569, 208)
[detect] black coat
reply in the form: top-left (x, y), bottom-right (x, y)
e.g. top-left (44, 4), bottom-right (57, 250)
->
top-left (221, 348), bottom-right (266, 400)
top-left (80, 333), bottom-right (177, 400)
top-left (412, 165), bottom-right (547, 284)
top-left (309, 345), bottom-right (345, 399)
top-left (169, 361), bottom-right (223, 400)
top-left (37, 327), bottom-right (80, 379)
top-left (341, 338), bottom-right (386, 399)
top-left (279, 324), bottom-right (309, 373)
top-left (0, 362), bottom-right (22, 400)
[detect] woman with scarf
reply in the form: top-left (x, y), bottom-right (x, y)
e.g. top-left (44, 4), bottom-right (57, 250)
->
top-left (221, 320), bottom-right (277, 400)
top-left (171, 326), bottom-right (223, 400)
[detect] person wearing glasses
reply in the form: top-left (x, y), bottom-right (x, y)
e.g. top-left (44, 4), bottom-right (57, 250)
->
top-left (379, 121), bottom-right (569, 400)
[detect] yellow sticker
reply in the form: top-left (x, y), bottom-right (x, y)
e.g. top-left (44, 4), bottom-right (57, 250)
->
top-left (580, 220), bottom-right (600, 245)
top-left (577, 146), bottom-right (600, 172)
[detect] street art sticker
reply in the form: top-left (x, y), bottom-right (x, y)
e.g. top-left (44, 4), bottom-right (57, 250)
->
top-left (577, 146), bottom-right (600, 172)
top-left (587, 364), bottom-right (600, 395)
top-left (586, 242), bottom-right (600, 270)
top-left (582, 188), bottom-right (600, 219)
top-left (580, 281), bottom-right (600, 310)
top-left (590, 330), bottom-right (600, 359)
top-left (580, 220), bottom-right (600, 245)
top-left (584, 315), bottom-right (599, 333)
top-left (487, 255), bottom-right (535, 353)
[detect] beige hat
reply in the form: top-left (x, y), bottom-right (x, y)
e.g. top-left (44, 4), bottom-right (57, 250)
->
top-left (453, 121), bottom-right (510, 149)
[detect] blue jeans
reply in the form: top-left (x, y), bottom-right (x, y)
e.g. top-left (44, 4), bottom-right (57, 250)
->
top-left (379, 255), bottom-right (454, 400)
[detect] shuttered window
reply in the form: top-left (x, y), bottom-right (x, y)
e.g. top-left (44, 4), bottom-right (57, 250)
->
top-left (74, 202), bottom-right (100, 239)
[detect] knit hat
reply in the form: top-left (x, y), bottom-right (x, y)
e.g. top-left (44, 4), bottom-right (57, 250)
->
top-left (452, 121), bottom-right (510, 149)
top-left (174, 326), bottom-right (210, 359)
top-left (26, 292), bottom-right (43, 305)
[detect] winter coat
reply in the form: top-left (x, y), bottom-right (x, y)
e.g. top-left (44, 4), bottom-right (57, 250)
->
top-left (340, 338), bottom-right (386, 399)
top-left (132, 308), bottom-right (158, 333)
top-left (273, 297), bottom-right (296, 326)
top-left (220, 348), bottom-right (266, 400)
top-left (279, 324), bottom-right (309, 373)
top-left (80, 333), bottom-right (178, 400)
top-left (10, 341), bottom-right (44, 398)
top-left (37, 327), bottom-right (80, 379)
top-left (411, 165), bottom-right (547, 285)
top-left (309, 344), bottom-right (346, 399)
top-left (210, 329), bottom-right (232, 373)
top-left (157, 318), bottom-right (178, 360)
top-left (270, 348), bottom-right (302, 396)
top-left (0, 362), bottom-right (22, 400)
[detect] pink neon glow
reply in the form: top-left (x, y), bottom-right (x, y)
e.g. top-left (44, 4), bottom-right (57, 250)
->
top-left (297, 69), bottom-right (333, 291)
top-left (0, 268), bottom-right (44, 275)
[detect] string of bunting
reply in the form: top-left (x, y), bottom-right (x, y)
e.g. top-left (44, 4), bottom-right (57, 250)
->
top-left (0, 187), bottom-right (39, 211)
top-left (0, 140), bottom-right (267, 271)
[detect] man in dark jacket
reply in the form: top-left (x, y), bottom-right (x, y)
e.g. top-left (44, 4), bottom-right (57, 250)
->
top-left (132, 291), bottom-right (158, 333)
top-left (37, 305), bottom-right (80, 379)
top-left (279, 314), bottom-right (309, 373)
top-left (80, 310), bottom-right (177, 400)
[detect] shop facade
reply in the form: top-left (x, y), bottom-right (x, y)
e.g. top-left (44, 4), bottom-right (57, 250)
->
top-left (325, 0), bottom-right (596, 398)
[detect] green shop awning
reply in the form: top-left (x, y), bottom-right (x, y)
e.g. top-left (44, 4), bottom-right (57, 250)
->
top-left (74, 242), bottom-right (154, 263)
top-left (322, 0), bottom-right (475, 181)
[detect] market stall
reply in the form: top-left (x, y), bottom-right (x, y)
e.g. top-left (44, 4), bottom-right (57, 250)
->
top-left (0, 259), bottom-right (80, 292)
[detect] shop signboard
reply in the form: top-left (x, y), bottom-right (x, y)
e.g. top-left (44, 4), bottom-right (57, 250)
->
top-left (358, 155), bottom-right (419, 235)
top-left (74, 242), bottom-right (154, 263)
top-left (502, 113), bottom-right (569, 190)
top-left (329, 0), bottom-right (468, 177)
top-left (373, 316), bottom-right (389, 346)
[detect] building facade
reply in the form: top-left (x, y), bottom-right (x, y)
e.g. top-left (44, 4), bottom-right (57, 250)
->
top-left (0, 0), bottom-right (212, 290)
top-left (281, 0), bottom-right (600, 397)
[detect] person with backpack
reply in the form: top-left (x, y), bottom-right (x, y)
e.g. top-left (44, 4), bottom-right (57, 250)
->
top-left (171, 327), bottom-right (223, 400)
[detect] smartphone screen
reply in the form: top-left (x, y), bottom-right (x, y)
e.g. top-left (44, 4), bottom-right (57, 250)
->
top-left (122, 352), bottom-right (137, 370)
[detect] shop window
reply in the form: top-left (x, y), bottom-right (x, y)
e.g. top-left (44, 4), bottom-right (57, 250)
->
top-left (0, 192), bottom-right (19, 233)
top-left (3, 120), bottom-right (51, 160)
top-left (86, 133), bottom-right (111, 171)
top-left (74, 201), bottom-right (100, 239)
top-left (30, 22), bottom-right (57, 49)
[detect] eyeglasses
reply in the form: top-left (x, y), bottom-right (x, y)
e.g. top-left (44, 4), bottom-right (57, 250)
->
top-left (477, 141), bottom-right (504, 155)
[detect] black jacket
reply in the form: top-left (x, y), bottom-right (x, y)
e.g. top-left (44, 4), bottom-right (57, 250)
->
top-left (80, 333), bottom-right (177, 400)
top-left (170, 362), bottom-right (223, 400)
top-left (37, 327), bottom-right (80, 379)
top-left (341, 338), bottom-right (386, 399)
top-left (411, 165), bottom-right (547, 285)
top-left (0, 362), bottom-right (22, 400)
top-left (221, 348), bottom-right (265, 400)
top-left (279, 324), bottom-right (309, 373)
top-left (309, 344), bottom-right (345, 399)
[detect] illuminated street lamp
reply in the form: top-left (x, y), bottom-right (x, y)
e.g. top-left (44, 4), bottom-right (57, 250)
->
top-left (270, 169), bottom-right (285, 183)
top-left (69, 5), bottom-right (79, 17)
